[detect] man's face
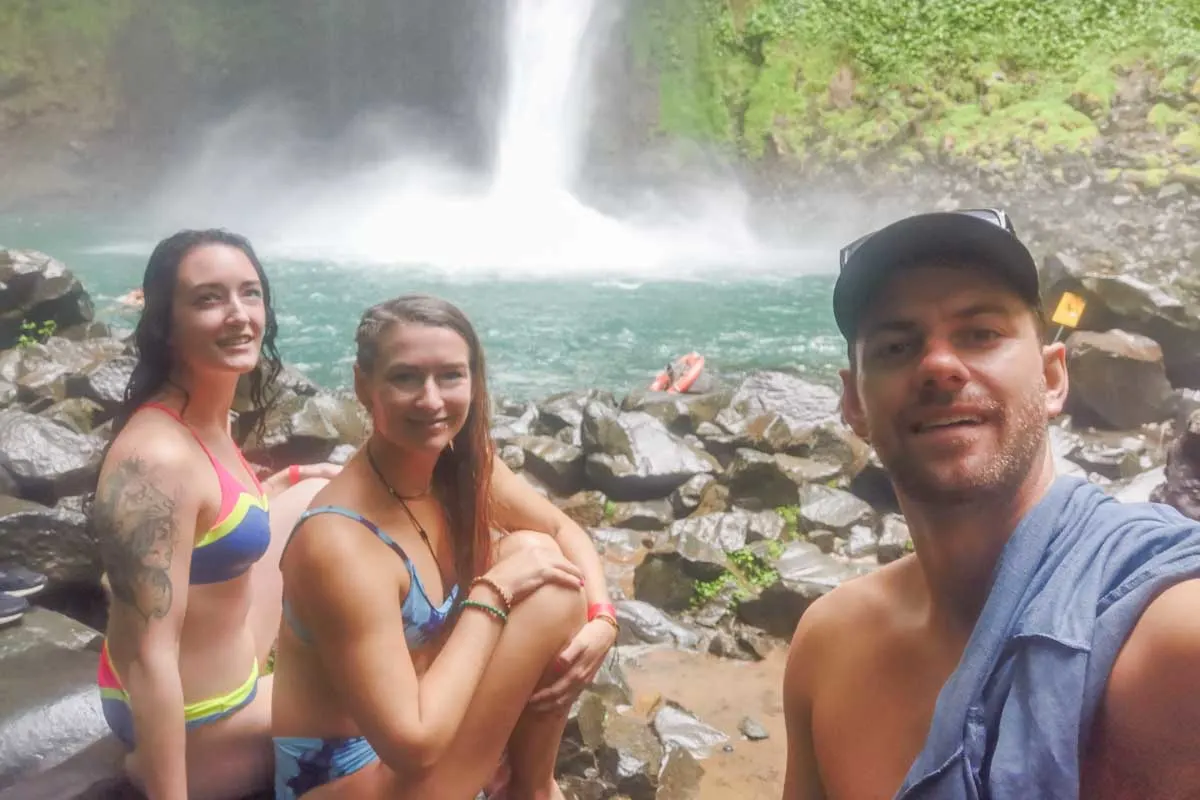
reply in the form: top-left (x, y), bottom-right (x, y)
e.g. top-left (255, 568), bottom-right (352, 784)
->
top-left (839, 264), bottom-right (1068, 506)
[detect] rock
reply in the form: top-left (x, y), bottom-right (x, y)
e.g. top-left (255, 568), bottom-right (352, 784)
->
top-left (0, 250), bottom-right (95, 351)
top-left (555, 490), bottom-right (608, 528)
top-left (1041, 251), bottom-right (1200, 388)
top-left (535, 391), bottom-right (614, 446)
top-left (633, 552), bottom-right (704, 612)
top-left (691, 481), bottom-right (729, 516)
top-left (515, 435), bottom-right (585, 496)
top-left (876, 514), bottom-right (912, 563)
top-left (582, 403), bottom-right (717, 501)
top-left (0, 497), bottom-right (96, 587)
top-left (842, 525), bottom-right (878, 559)
top-left (0, 608), bottom-right (117, 794)
top-left (40, 398), bottom-right (104, 435)
top-left (491, 402), bottom-right (537, 442)
top-left (739, 717), bottom-right (769, 741)
top-left (668, 473), bottom-right (713, 518)
top-left (615, 600), bottom-right (703, 649)
top-left (796, 484), bottom-right (876, 539)
top-left (737, 542), bottom-right (862, 638)
top-left (0, 410), bottom-right (103, 504)
top-left (64, 355), bottom-right (135, 420)
top-left (1112, 466), bottom-right (1167, 505)
top-left (724, 448), bottom-right (842, 510)
top-left (713, 372), bottom-right (866, 468)
top-left (245, 391), bottom-right (369, 467)
top-left (498, 443), bottom-right (524, 471)
top-left (1152, 409), bottom-right (1200, 520)
top-left (1064, 330), bottom-right (1174, 429)
top-left (664, 511), bottom-right (783, 578)
top-left (620, 390), bottom-right (729, 435)
top-left (1069, 434), bottom-right (1148, 480)
top-left (610, 499), bottom-right (674, 531)
top-left (652, 701), bottom-right (730, 760)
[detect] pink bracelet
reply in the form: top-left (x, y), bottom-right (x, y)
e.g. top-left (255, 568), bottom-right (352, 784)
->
top-left (288, 464), bottom-right (301, 486)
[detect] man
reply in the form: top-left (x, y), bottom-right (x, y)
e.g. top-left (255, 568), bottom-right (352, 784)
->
top-left (781, 209), bottom-right (1200, 799)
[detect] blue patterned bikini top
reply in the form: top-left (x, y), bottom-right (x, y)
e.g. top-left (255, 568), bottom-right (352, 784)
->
top-left (281, 506), bottom-right (460, 649)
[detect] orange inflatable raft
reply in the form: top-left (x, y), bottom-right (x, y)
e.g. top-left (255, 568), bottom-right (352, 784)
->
top-left (649, 352), bottom-right (706, 394)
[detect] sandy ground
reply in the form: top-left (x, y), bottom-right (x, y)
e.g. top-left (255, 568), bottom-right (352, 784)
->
top-left (622, 646), bottom-right (790, 800)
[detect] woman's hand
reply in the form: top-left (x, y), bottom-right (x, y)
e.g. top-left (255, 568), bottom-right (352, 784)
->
top-left (483, 547), bottom-right (584, 604)
top-left (528, 618), bottom-right (618, 711)
top-left (262, 461), bottom-right (343, 497)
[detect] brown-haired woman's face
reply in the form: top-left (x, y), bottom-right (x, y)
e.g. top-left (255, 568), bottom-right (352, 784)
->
top-left (170, 244), bottom-right (266, 377)
top-left (358, 322), bottom-right (473, 453)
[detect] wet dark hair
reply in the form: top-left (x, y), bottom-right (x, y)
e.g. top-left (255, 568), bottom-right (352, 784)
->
top-left (111, 229), bottom-right (282, 439)
top-left (356, 294), bottom-right (495, 585)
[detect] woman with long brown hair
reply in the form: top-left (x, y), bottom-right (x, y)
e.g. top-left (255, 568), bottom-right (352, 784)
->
top-left (93, 229), bottom-right (337, 800)
top-left (271, 294), bottom-right (619, 799)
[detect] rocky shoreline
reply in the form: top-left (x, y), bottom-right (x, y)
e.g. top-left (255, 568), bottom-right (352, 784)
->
top-left (0, 247), bottom-right (1198, 798)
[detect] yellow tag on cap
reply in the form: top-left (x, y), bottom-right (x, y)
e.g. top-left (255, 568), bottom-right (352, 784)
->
top-left (1051, 291), bottom-right (1086, 327)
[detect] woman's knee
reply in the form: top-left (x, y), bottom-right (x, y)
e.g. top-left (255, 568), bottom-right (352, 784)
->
top-left (496, 529), bottom-right (561, 561)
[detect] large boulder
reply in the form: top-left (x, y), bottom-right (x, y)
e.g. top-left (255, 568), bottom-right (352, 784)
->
top-left (0, 410), bottom-right (104, 505)
top-left (736, 542), bottom-right (864, 638)
top-left (1151, 409), bottom-right (1200, 520)
top-left (712, 372), bottom-right (868, 470)
top-left (620, 389), bottom-right (730, 435)
top-left (1064, 330), bottom-right (1174, 429)
top-left (243, 390), bottom-right (369, 467)
top-left (514, 435), bottom-right (585, 496)
top-left (1041, 250), bottom-right (1200, 388)
top-left (724, 448), bottom-right (843, 510)
top-left (0, 250), bottom-right (94, 351)
top-left (0, 497), bottom-right (97, 587)
top-left (582, 403), bottom-right (717, 501)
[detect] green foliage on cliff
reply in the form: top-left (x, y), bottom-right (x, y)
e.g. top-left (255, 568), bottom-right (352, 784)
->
top-left (629, 0), bottom-right (1200, 164)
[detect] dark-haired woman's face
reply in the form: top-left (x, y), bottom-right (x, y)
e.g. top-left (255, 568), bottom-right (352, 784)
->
top-left (170, 244), bottom-right (266, 377)
top-left (358, 322), bottom-right (473, 454)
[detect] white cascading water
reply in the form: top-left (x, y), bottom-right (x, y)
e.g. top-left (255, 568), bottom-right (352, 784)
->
top-left (143, 0), bottom-right (800, 275)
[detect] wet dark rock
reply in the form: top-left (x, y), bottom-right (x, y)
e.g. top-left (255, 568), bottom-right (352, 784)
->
top-left (0, 608), bottom-right (110, 792)
top-left (498, 443), bottom-right (525, 471)
top-left (1065, 330), bottom-right (1174, 429)
top-left (724, 448), bottom-right (842, 510)
top-left (516, 435), bottom-right (585, 496)
top-left (806, 529), bottom-right (836, 554)
top-left (491, 402), bottom-right (537, 442)
top-left (64, 355), bottom-right (134, 420)
top-left (40, 398), bottom-right (104, 435)
top-left (663, 511), bottom-right (777, 578)
top-left (633, 552), bottom-right (707, 612)
top-left (582, 403), bottom-right (717, 501)
top-left (620, 389), bottom-right (729, 435)
top-left (610, 499), bottom-right (674, 531)
top-left (1070, 435), bottom-right (1149, 480)
top-left (669, 473), bottom-right (713, 517)
top-left (713, 371), bottom-right (868, 468)
top-left (652, 701), bottom-right (730, 760)
top-left (0, 410), bottom-right (103, 504)
top-left (0, 250), bottom-right (94, 351)
top-left (0, 380), bottom-right (14, 410)
top-left (0, 497), bottom-right (96, 587)
top-left (556, 490), bottom-right (608, 529)
top-left (245, 391), bottom-right (369, 467)
top-left (739, 717), bottom-right (769, 741)
top-left (877, 514), bottom-right (912, 564)
top-left (1042, 251), bottom-right (1200, 388)
top-left (847, 459), bottom-right (899, 514)
top-left (842, 524), bottom-right (879, 559)
top-left (737, 542), bottom-right (862, 638)
top-left (536, 391), bottom-right (614, 446)
top-left (654, 746), bottom-right (705, 800)
top-left (796, 484), bottom-right (876, 538)
top-left (1152, 409), bottom-right (1200, 520)
top-left (691, 481), bottom-right (730, 516)
top-left (615, 600), bottom-right (703, 650)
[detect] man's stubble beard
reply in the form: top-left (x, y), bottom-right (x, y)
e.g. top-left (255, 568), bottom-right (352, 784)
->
top-left (879, 378), bottom-right (1049, 507)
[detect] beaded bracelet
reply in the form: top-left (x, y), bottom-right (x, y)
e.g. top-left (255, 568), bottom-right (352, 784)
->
top-left (461, 599), bottom-right (508, 624)
top-left (470, 576), bottom-right (513, 613)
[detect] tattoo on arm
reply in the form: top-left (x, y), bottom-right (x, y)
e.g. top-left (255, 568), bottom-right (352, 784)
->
top-left (94, 457), bottom-right (181, 625)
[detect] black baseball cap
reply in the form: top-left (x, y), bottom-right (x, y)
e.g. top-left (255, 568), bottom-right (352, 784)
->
top-left (832, 209), bottom-right (1041, 341)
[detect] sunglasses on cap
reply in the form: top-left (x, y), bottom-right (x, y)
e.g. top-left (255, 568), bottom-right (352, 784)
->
top-left (838, 208), bottom-right (1016, 269)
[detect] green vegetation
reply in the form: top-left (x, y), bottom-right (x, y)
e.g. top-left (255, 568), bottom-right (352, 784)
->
top-left (16, 319), bottom-right (56, 348)
top-left (630, 0), bottom-right (1200, 166)
top-left (691, 541), bottom-right (784, 608)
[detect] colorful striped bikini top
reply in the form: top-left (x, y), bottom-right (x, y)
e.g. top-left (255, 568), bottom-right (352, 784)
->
top-left (140, 403), bottom-right (271, 585)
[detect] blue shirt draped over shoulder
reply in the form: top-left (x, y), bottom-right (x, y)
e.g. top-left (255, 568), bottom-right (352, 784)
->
top-left (897, 475), bottom-right (1200, 799)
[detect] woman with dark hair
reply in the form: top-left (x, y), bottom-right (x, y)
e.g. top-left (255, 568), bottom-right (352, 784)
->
top-left (92, 229), bottom-right (338, 800)
top-left (271, 294), bottom-right (619, 799)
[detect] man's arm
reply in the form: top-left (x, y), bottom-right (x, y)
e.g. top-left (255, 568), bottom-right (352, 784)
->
top-left (781, 600), bottom-right (829, 800)
top-left (1085, 578), bottom-right (1200, 798)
